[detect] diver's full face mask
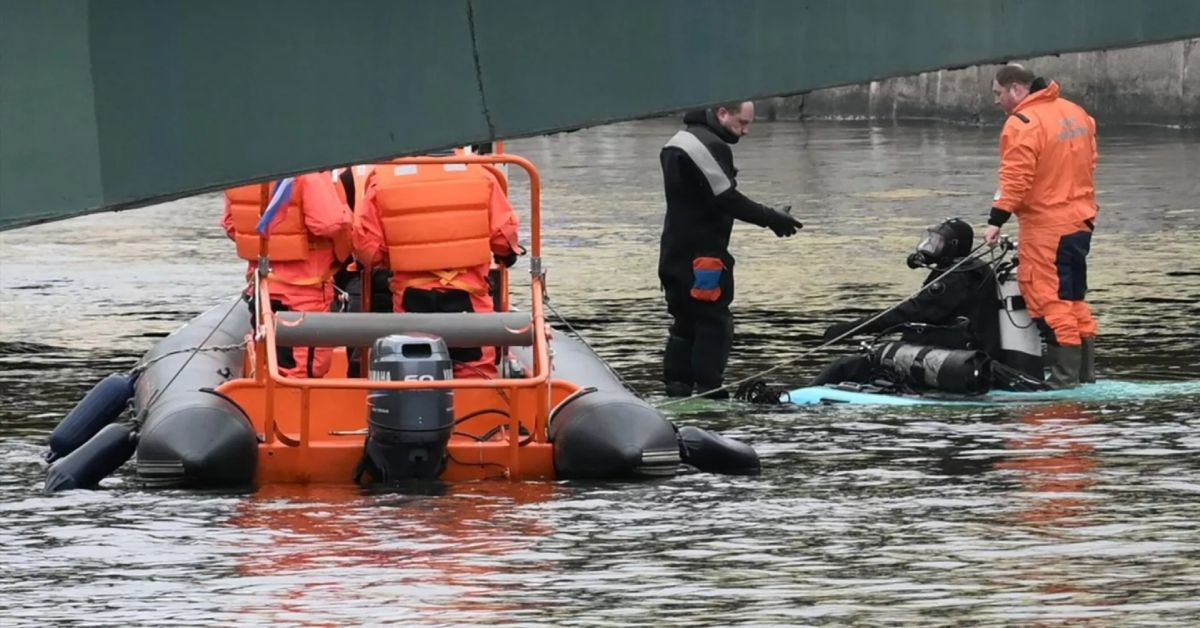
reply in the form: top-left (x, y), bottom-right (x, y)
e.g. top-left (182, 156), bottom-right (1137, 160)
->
top-left (907, 224), bottom-right (953, 269)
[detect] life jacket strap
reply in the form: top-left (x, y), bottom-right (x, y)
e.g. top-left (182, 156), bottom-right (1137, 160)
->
top-left (246, 266), bottom-right (337, 287)
top-left (394, 269), bottom-right (487, 296)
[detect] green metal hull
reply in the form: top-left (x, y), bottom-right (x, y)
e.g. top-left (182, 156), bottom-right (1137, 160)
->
top-left (4, 0), bottom-right (1200, 230)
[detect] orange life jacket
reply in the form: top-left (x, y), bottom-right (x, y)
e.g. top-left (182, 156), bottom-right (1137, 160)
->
top-left (481, 164), bottom-right (508, 196)
top-left (226, 179), bottom-right (351, 264)
top-left (371, 163), bottom-right (494, 277)
top-left (453, 146), bottom-right (509, 196)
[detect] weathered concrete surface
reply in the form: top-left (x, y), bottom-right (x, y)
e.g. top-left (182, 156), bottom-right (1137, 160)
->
top-left (761, 39), bottom-right (1200, 127)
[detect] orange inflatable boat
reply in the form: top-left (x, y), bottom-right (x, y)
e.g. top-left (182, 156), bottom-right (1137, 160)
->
top-left (43, 153), bottom-right (759, 491)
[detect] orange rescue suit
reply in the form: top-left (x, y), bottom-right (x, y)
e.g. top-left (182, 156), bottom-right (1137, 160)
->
top-left (993, 81), bottom-right (1098, 347)
top-left (331, 165), bottom-right (374, 212)
top-left (222, 172), bottom-right (353, 378)
top-left (353, 162), bottom-right (521, 378)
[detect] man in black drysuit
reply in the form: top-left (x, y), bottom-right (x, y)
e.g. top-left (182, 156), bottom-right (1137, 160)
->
top-left (813, 218), bottom-right (1017, 389)
top-left (659, 101), bottom-right (804, 399)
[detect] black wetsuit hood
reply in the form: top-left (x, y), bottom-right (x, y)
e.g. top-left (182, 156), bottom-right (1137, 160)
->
top-left (682, 108), bottom-right (740, 144)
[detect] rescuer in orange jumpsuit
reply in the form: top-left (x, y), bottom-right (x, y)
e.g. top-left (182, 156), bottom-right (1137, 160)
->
top-left (352, 159), bottom-right (521, 379)
top-left (328, 164), bottom-right (395, 377)
top-left (331, 163), bottom-right (392, 311)
top-left (984, 64), bottom-right (1098, 388)
top-left (222, 172), bottom-right (353, 378)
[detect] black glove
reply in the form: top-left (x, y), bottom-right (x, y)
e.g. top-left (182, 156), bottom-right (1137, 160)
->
top-left (765, 205), bottom-right (803, 238)
top-left (823, 319), bottom-right (860, 343)
top-left (494, 252), bottom-right (519, 268)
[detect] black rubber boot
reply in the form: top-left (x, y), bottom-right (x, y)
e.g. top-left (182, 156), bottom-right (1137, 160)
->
top-left (1080, 337), bottom-right (1096, 384)
top-left (696, 386), bottom-right (730, 401)
top-left (664, 381), bottom-right (693, 398)
top-left (1045, 344), bottom-right (1083, 389)
top-left (663, 333), bottom-right (693, 397)
top-left (691, 318), bottom-right (733, 400)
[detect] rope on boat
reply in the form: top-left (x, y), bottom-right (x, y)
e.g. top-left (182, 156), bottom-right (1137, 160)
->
top-left (131, 298), bottom-right (246, 425)
top-left (543, 298), bottom-right (644, 398)
top-left (127, 340), bottom-right (248, 377)
top-left (654, 241), bottom-right (1004, 409)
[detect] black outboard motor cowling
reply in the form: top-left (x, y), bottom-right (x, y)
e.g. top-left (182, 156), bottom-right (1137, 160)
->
top-left (364, 334), bottom-right (455, 481)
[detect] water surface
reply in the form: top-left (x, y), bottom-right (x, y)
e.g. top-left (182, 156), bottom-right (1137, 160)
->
top-left (2, 119), bottom-right (1199, 625)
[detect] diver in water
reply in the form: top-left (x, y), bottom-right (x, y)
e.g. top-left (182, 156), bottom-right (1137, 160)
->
top-left (812, 218), bottom-right (1044, 393)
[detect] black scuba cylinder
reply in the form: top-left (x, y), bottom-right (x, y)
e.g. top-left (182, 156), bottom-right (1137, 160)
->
top-left (364, 334), bottom-right (455, 481)
top-left (874, 342), bottom-right (992, 395)
top-left (46, 373), bottom-right (134, 463)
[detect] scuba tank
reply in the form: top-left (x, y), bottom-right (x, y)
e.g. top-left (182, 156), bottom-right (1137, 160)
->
top-left (873, 342), bottom-right (992, 395)
top-left (995, 258), bottom-right (1044, 381)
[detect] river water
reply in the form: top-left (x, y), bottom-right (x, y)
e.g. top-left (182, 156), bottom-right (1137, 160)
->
top-left (2, 119), bottom-right (1199, 625)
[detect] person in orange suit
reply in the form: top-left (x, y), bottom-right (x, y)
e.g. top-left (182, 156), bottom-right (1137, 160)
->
top-left (353, 159), bottom-right (521, 378)
top-left (331, 163), bottom-right (392, 312)
top-left (984, 64), bottom-right (1098, 388)
top-left (329, 164), bottom-right (395, 378)
top-left (222, 172), bottom-right (352, 378)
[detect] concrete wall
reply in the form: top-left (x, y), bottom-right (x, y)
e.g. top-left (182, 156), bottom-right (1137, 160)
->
top-left (759, 39), bottom-right (1200, 127)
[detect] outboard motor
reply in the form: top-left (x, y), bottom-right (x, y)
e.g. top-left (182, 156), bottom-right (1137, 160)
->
top-left (874, 342), bottom-right (992, 395)
top-left (995, 260), bottom-right (1044, 380)
top-left (364, 334), bottom-right (455, 481)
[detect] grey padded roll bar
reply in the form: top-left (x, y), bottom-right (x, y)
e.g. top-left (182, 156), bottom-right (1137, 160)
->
top-left (274, 312), bottom-right (533, 348)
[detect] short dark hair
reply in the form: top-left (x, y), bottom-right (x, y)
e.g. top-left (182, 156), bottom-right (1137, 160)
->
top-left (711, 101), bottom-right (749, 116)
top-left (995, 64), bottom-right (1035, 87)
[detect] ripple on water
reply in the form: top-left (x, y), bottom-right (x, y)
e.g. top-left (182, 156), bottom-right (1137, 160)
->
top-left (2, 120), bottom-right (1200, 624)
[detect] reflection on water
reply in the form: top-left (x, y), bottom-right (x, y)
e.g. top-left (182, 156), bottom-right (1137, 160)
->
top-left (2, 120), bottom-right (1200, 624)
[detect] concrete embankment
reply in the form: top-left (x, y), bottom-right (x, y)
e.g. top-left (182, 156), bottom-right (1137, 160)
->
top-left (758, 39), bottom-right (1199, 127)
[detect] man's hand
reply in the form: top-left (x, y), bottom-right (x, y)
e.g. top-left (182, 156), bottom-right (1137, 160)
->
top-left (984, 224), bottom-right (1003, 248)
top-left (766, 205), bottom-right (803, 238)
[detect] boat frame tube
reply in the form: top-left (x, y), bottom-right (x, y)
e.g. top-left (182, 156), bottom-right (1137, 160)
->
top-left (274, 311), bottom-right (532, 348)
top-left (134, 298), bottom-right (257, 488)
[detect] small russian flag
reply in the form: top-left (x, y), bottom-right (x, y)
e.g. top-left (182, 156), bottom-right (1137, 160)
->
top-left (255, 176), bottom-right (296, 235)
